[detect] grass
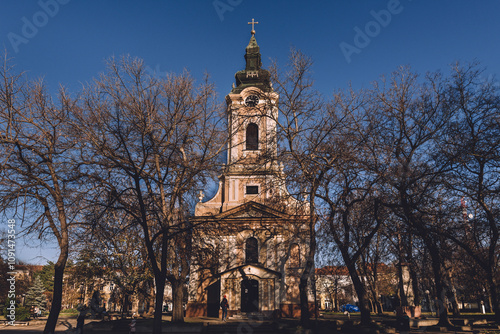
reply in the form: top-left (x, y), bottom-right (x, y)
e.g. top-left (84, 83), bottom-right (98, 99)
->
top-left (60, 308), bottom-right (79, 315)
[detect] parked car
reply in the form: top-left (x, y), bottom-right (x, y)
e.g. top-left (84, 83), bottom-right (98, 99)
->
top-left (341, 304), bottom-right (360, 312)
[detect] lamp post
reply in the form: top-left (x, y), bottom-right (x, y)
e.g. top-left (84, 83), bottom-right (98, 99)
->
top-left (481, 288), bottom-right (486, 314)
top-left (79, 283), bottom-right (85, 305)
top-left (425, 290), bottom-right (432, 315)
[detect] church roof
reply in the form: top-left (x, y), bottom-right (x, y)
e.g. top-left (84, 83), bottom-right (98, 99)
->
top-left (231, 31), bottom-right (272, 94)
top-left (246, 35), bottom-right (259, 51)
top-left (212, 201), bottom-right (292, 220)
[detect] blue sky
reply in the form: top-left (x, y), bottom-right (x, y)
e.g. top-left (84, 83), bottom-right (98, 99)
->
top-left (1, 0), bottom-right (500, 264)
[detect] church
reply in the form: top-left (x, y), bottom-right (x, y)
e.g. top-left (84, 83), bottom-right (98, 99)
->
top-left (186, 22), bottom-right (314, 319)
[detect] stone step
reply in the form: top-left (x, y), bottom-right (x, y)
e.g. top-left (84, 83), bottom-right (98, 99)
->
top-left (451, 319), bottom-right (470, 326)
top-left (410, 318), bottom-right (438, 328)
top-left (229, 312), bottom-right (269, 320)
top-left (472, 318), bottom-right (488, 325)
top-left (229, 314), bottom-right (247, 319)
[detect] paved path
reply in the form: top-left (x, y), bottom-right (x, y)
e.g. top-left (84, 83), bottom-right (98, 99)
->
top-left (2, 315), bottom-right (499, 333)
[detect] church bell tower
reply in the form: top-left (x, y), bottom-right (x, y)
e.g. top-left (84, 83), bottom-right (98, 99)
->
top-left (195, 19), bottom-right (286, 215)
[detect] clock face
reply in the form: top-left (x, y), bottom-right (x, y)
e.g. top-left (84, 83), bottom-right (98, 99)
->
top-left (245, 95), bottom-right (259, 107)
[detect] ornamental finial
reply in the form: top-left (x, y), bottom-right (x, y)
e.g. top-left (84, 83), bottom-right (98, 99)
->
top-left (248, 18), bottom-right (258, 35)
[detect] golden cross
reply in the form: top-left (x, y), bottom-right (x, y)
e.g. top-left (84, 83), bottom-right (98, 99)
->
top-left (248, 18), bottom-right (259, 35)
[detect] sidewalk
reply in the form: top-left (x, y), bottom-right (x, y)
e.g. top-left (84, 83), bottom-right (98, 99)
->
top-left (1, 314), bottom-right (499, 334)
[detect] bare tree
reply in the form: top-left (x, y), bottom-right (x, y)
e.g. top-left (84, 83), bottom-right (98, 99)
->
top-left (0, 55), bottom-right (81, 334)
top-left (356, 224), bottom-right (394, 314)
top-left (268, 49), bottom-right (323, 325)
top-left (438, 62), bottom-right (500, 323)
top-left (381, 212), bottom-right (423, 311)
top-left (269, 49), bottom-right (383, 326)
top-left (362, 66), bottom-right (457, 326)
top-left (72, 56), bottom-right (224, 333)
top-left (308, 91), bottom-right (386, 326)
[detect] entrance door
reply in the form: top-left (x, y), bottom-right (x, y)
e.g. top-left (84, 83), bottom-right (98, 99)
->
top-left (207, 280), bottom-right (221, 318)
top-left (241, 279), bottom-right (259, 312)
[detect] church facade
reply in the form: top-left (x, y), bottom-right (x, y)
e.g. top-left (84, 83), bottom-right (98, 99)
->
top-left (186, 27), bottom-right (314, 319)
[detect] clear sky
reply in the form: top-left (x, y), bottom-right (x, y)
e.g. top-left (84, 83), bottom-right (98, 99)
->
top-left (1, 0), bottom-right (500, 264)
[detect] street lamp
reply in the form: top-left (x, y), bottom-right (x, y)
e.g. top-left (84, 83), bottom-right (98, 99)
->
top-left (425, 290), bottom-right (433, 314)
top-left (79, 283), bottom-right (85, 305)
top-left (481, 288), bottom-right (486, 314)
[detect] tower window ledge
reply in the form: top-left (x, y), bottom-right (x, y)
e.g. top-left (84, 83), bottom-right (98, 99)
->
top-left (243, 150), bottom-right (260, 158)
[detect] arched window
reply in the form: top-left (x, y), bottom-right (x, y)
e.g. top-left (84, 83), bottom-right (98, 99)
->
top-left (290, 243), bottom-right (300, 267)
top-left (245, 237), bottom-right (258, 263)
top-left (246, 123), bottom-right (259, 150)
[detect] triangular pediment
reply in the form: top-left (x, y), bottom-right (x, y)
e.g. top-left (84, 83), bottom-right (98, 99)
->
top-left (215, 201), bottom-right (290, 220)
top-left (218, 263), bottom-right (282, 280)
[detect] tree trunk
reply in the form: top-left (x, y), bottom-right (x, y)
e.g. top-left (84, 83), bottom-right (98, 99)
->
top-left (409, 263), bottom-right (420, 307)
top-left (334, 286), bottom-right (339, 312)
top-left (447, 271), bottom-right (460, 316)
top-left (372, 280), bottom-right (383, 314)
top-left (171, 279), bottom-right (185, 323)
top-left (427, 244), bottom-right (452, 327)
top-left (148, 297), bottom-right (155, 316)
top-left (152, 275), bottom-right (166, 334)
top-left (397, 262), bottom-right (408, 307)
top-left (346, 263), bottom-right (371, 325)
top-left (374, 295), bottom-right (383, 314)
top-left (300, 204), bottom-right (316, 326)
top-left (449, 290), bottom-right (460, 317)
top-left (377, 299), bottom-right (384, 314)
top-left (406, 234), bottom-right (421, 308)
top-left (121, 294), bottom-right (129, 319)
top-left (396, 230), bottom-right (408, 307)
top-left (299, 272), bottom-right (311, 325)
top-left (367, 280), bottom-right (383, 314)
top-left (299, 244), bottom-right (316, 326)
top-left (43, 251), bottom-right (67, 334)
top-left (485, 271), bottom-right (499, 324)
